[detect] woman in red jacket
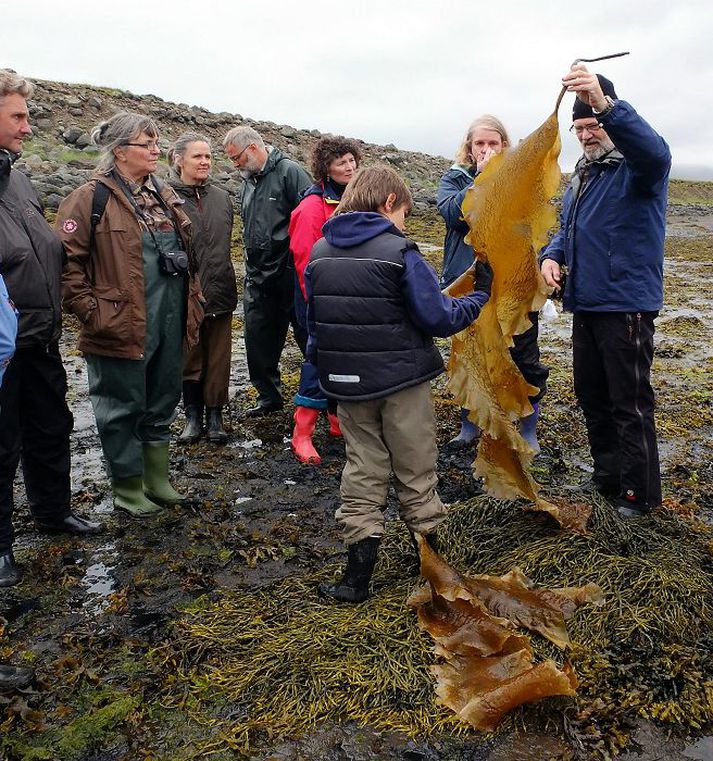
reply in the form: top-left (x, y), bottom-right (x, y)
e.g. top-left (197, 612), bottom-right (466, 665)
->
top-left (289, 137), bottom-right (361, 464)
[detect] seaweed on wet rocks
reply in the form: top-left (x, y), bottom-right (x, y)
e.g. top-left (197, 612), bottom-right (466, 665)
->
top-left (149, 495), bottom-right (711, 758)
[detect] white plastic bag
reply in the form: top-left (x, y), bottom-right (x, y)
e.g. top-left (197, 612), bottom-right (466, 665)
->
top-left (540, 298), bottom-right (558, 322)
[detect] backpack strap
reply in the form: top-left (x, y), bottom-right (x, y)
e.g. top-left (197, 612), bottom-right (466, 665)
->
top-left (89, 181), bottom-right (111, 244)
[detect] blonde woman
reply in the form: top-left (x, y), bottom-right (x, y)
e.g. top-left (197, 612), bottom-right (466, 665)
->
top-left (436, 115), bottom-right (548, 450)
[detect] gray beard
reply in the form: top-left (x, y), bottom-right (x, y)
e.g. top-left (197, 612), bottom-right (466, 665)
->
top-left (584, 136), bottom-right (616, 161)
top-left (239, 155), bottom-right (264, 180)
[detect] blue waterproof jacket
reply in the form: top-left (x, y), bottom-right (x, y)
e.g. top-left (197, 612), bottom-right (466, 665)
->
top-left (0, 273), bottom-right (17, 384)
top-left (541, 100), bottom-right (671, 312)
top-left (436, 164), bottom-right (478, 287)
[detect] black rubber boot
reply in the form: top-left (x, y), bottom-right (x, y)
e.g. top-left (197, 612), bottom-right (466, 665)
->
top-left (179, 405), bottom-right (204, 443)
top-left (318, 536), bottom-right (381, 603)
top-left (206, 407), bottom-right (228, 444)
top-left (179, 381), bottom-right (204, 443)
top-left (0, 551), bottom-right (22, 588)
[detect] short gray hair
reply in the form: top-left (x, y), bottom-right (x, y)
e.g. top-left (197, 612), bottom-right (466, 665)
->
top-left (167, 131), bottom-right (210, 172)
top-left (92, 111), bottom-right (159, 174)
top-left (0, 70), bottom-right (33, 103)
top-left (223, 125), bottom-right (264, 152)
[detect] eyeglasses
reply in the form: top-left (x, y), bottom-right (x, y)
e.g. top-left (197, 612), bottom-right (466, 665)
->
top-left (569, 123), bottom-right (603, 136)
top-left (228, 144), bottom-right (252, 165)
top-left (123, 140), bottom-right (160, 151)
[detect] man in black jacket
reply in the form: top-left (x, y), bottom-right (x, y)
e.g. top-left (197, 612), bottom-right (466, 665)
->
top-left (0, 71), bottom-right (102, 589)
top-left (223, 126), bottom-right (311, 416)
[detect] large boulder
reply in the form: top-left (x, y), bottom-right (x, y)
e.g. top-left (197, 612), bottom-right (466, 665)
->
top-left (62, 127), bottom-right (84, 144)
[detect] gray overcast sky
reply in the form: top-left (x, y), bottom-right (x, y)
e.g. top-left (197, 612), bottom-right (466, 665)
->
top-left (3, 0), bottom-right (710, 178)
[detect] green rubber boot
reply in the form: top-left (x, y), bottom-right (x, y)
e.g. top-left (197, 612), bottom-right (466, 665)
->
top-left (142, 442), bottom-right (186, 505)
top-left (112, 476), bottom-right (164, 517)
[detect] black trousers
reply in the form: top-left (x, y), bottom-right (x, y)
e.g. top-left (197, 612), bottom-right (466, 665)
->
top-left (511, 312), bottom-right (548, 404)
top-left (572, 311), bottom-right (661, 508)
top-left (0, 342), bottom-right (73, 552)
top-left (243, 269), bottom-right (307, 408)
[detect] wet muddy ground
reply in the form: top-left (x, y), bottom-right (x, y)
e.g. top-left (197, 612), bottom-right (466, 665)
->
top-left (1, 198), bottom-right (711, 760)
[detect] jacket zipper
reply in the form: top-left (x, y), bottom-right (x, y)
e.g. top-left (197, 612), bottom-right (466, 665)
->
top-left (566, 170), bottom-right (601, 304)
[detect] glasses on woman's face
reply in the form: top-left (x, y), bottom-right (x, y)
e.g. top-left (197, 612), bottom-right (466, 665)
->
top-left (123, 140), bottom-right (160, 151)
top-left (569, 122), bottom-right (603, 136)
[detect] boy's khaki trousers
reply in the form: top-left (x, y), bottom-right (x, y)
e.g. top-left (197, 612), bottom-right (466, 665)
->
top-left (336, 381), bottom-right (447, 545)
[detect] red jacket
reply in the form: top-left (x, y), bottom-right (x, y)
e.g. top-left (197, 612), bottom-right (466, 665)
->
top-left (289, 184), bottom-right (339, 299)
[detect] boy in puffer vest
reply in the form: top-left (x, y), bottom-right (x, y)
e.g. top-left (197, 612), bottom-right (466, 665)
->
top-left (305, 165), bottom-right (492, 602)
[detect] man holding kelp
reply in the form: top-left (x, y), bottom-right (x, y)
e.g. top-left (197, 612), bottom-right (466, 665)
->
top-left (541, 64), bottom-right (671, 518)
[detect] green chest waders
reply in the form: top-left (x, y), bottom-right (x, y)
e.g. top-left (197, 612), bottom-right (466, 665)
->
top-left (86, 230), bottom-right (186, 481)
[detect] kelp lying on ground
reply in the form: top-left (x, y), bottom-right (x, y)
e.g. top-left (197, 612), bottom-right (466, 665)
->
top-left (152, 497), bottom-right (713, 757)
top-left (444, 110), bottom-right (581, 529)
top-left (409, 536), bottom-right (602, 730)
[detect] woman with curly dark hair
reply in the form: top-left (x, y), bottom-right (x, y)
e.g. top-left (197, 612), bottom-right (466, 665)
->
top-left (288, 136), bottom-right (361, 464)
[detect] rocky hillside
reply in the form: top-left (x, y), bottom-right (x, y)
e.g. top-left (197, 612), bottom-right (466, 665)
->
top-left (17, 78), bottom-right (451, 212)
top-left (14, 77), bottom-right (713, 219)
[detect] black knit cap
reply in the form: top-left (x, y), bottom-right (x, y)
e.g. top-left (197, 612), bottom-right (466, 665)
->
top-left (572, 74), bottom-right (617, 120)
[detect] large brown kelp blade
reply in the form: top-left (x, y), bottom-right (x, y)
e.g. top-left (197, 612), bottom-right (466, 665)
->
top-left (411, 534), bottom-right (600, 731)
top-left (463, 112), bottom-right (562, 342)
top-left (444, 109), bottom-right (583, 528)
top-left (463, 566), bottom-right (604, 650)
top-left (408, 538), bottom-right (531, 658)
top-left (475, 434), bottom-right (592, 532)
top-left (432, 654), bottom-right (577, 732)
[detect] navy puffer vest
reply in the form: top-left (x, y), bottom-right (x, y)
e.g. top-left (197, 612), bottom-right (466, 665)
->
top-left (309, 231), bottom-right (444, 401)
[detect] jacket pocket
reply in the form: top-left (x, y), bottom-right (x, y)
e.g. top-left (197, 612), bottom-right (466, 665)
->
top-left (609, 248), bottom-right (621, 281)
top-left (608, 235), bottom-right (632, 282)
top-left (86, 286), bottom-right (130, 345)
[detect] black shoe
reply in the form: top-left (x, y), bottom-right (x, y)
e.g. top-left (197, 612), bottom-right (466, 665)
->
top-left (0, 664), bottom-right (34, 692)
top-left (616, 498), bottom-right (651, 518)
top-left (245, 402), bottom-right (283, 418)
top-left (179, 404), bottom-right (204, 443)
top-left (35, 512), bottom-right (104, 536)
top-left (318, 536), bottom-right (381, 603)
top-left (568, 477), bottom-right (619, 499)
top-left (206, 407), bottom-right (229, 443)
top-left (0, 551), bottom-right (22, 588)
